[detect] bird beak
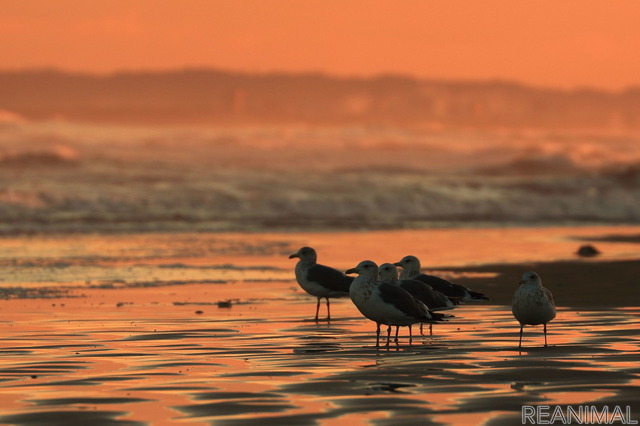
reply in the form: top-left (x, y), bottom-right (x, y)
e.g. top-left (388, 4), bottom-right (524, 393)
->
top-left (518, 279), bottom-right (525, 285)
top-left (345, 267), bottom-right (357, 274)
top-left (393, 262), bottom-right (402, 266)
top-left (288, 253), bottom-right (299, 259)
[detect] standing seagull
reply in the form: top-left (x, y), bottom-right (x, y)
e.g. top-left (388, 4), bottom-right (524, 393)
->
top-left (378, 263), bottom-right (454, 335)
top-left (395, 255), bottom-right (489, 303)
top-left (512, 271), bottom-right (556, 348)
top-left (289, 246), bottom-right (353, 321)
top-left (346, 260), bottom-right (437, 346)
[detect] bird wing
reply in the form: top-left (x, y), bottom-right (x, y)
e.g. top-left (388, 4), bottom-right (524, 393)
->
top-left (418, 274), bottom-right (489, 301)
top-left (307, 264), bottom-right (353, 293)
top-left (543, 287), bottom-right (556, 307)
top-left (378, 283), bottom-right (432, 321)
top-left (398, 279), bottom-right (445, 309)
top-left (416, 274), bottom-right (466, 299)
top-left (466, 289), bottom-right (490, 300)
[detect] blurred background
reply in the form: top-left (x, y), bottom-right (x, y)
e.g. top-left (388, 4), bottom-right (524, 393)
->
top-left (1, 1), bottom-right (640, 233)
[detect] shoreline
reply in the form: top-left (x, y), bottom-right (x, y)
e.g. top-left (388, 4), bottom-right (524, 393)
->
top-left (1, 258), bottom-right (636, 308)
top-left (0, 225), bottom-right (639, 308)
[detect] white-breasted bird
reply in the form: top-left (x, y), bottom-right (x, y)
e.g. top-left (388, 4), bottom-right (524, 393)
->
top-left (512, 271), bottom-right (556, 348)
top-left (289, 246), bottom-right (353, 321)
top-left (346, 260), bottom-right (439, 346)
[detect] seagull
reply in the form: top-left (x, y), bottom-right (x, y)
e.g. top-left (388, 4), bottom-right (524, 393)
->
top-left (512, 271), bottom-right (556, 348)
top-left (378, 263), bottom-right (454, 335)
top-left (394, 255), bottom-right (489, 303)
top-left (346, 260), bottom-right (438, 346)
top-left (289, 246), bottom-right (353, 321)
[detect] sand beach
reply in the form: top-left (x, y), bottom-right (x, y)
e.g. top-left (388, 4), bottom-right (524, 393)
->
top-left (0, 226), bottom-right (638, 425)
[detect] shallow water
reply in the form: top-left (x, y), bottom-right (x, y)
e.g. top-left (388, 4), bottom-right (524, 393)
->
top-left (1, 297), bottom-right (638, 425)
top-left (0, 228), bottom-right (639, 425)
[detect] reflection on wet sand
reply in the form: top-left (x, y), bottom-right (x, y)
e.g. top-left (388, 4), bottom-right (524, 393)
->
top-left (0, 227), bottom-right (639, 424)
top-left (1, 291), bottom-right (638, 425)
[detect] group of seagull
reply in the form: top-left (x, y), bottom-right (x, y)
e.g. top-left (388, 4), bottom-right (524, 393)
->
top-left (289, 246), bottom-right (556, 349)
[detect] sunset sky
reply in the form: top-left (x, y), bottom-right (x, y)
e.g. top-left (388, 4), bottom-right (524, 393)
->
top-left (2, 0), bottom-right (640, 91)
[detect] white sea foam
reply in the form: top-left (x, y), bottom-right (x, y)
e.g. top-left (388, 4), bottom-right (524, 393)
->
top-left (1, 122), bottom-right (639, 233)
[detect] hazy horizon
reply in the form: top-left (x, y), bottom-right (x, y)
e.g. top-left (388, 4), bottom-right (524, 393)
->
top-left (3, 1), bottom-right (640, 91)
top-left (2, 68), bottom-right (640, 131)
top-left (3, 66), bottom-right (640, 93)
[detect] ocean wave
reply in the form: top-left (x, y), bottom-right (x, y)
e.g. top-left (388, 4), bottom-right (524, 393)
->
top-left (0, 145), bottom-right (80, 167)
top-left (1, 123), bottom-right (639, 232)
top-left (1, 169), bottom-right (638, 233)
top-left (474, 152), bottom-right (580, 176)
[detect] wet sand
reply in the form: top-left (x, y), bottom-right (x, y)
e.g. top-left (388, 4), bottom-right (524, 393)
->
top-left (0, 226), bottom-right (639, 425)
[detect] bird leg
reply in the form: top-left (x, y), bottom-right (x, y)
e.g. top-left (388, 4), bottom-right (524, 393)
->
top-left (518, 324), bottom-right (524, 349)
top-left (430, 323), bottom-right (433, 336)
top-left (386, 326), bottom-right (392, 347)
top-left (420, 323), bottom-right (424, 335)
top-left (394, 326), bottom-right (399, 343)
top-left (409, 325), bottom-right (413, 344)
top-left (376, 323), bottom-right (381, 347)
top-left (544, 323), bottom-right (548, 347)
top-left (325, 297), bottom-right (331, 321)
top-left (314, 298), bottom-right (321, 322)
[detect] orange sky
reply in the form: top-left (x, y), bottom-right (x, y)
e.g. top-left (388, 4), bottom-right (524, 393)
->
top-left (2, 0), bottom-right (640, 90)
